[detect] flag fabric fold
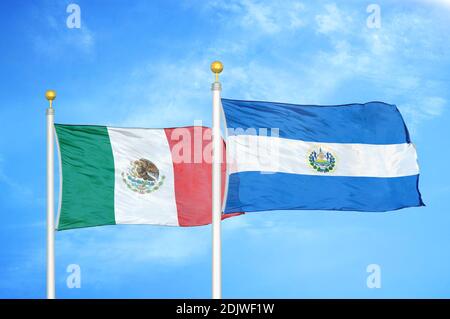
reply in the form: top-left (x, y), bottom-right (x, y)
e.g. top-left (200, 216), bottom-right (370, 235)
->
top-left (221, 99), bottom-right (424, 213)
top-left (55, 124), bottom-right (240, 230)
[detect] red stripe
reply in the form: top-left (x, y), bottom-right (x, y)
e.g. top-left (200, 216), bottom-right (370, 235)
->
top-left (164, 127), bottom-right (242, 226)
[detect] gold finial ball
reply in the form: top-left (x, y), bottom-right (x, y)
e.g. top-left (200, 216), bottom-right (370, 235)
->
top-left (45, 90), bottom-right (56, 101)
top-left (210, 61), bottom-right (223, 74)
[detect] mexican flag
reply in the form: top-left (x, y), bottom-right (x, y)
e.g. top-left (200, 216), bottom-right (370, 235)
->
top-left (55, 124), bottom-right (239, 230)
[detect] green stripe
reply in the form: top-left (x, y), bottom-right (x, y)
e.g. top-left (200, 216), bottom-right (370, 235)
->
top-left (55, 124), bottom-right (116, 230)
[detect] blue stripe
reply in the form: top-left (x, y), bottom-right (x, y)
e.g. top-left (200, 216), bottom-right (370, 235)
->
top-left (224, 172), bottom-right (424, 213)
top-left (222, 99), bottom-right (411, 145)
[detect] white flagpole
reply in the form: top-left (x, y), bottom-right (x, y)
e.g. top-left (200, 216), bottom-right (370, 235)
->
top-left (45, 90), bottom-right (56, 299)
top-left (211, 61), bottom-right (223, 299)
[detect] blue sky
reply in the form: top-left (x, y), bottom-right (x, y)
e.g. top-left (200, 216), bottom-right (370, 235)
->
top-left (0, 0), bottom-right (450, 298)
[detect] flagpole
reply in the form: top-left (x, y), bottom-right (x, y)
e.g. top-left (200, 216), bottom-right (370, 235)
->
top-left (211, 61), bottom-right (223, 299)
top-left (45, 90), bottom-right (56, 299)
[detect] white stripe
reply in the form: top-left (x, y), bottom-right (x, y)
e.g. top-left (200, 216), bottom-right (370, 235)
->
top-left (54, 127), bottom-right (63, 230)
top-left (108, 128), bottom-right (179, 226)
top-left (227, 135), bottom-right (419, 178)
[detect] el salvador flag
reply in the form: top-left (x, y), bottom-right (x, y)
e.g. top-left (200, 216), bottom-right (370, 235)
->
top-left (222, 99), bottom-right (424, 213)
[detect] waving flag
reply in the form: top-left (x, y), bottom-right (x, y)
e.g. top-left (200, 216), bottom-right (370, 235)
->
top-left (222, 99), bottom-right (424, 213)
top-left (55, 124), bottom-right (240, 230)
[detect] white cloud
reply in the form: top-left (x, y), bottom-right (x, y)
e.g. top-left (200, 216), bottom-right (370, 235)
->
top-left (55, 216), bottom-right (245, 269)
top-left (424, 97), bottom-right (447, 116)
top-left (402, 96), bottom-right (447, 130)
top-left (315, 3), bottom-right (351, 34)
top-left (418, 0), bottom-right (450, 8)
top-left (0, 155), bottom-right (43, 207)
top-left (240, 0), bottom-right (305, 33)
top-left (308, 5), bottom-right (449, 127)
top-left (33, 25), bottom-right (94, 57)
top-left (57, 226), bottom-right (210, 265)
top-left (91, 1), bottom-right (448, 135)
top-left (30, 5), bottom-right (95, 57)
top-left (206, 0), bottom-right (306, 34)
top-left (117, 58), bottom-right (213, 128)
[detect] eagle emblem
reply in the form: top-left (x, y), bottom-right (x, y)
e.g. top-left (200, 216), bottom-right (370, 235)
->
top-left (122, 158), bottom-right (165, 194)
top-left (308, 147), bottom-right (336, 173)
